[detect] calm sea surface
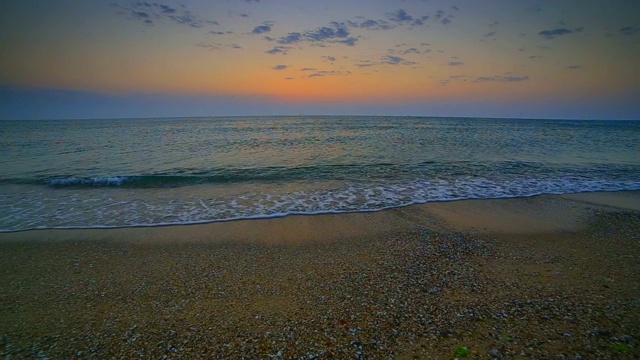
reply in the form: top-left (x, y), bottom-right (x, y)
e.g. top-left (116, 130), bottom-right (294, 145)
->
top-left (1, 116), bottom-right (639, 232)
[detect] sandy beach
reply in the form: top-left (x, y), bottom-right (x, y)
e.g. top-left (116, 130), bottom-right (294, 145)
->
top-left (1, 191), bottom-right (639, 359)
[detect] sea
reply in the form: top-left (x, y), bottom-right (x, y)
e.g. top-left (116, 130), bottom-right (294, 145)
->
top-left (1, 116), bottom-right (639, 233)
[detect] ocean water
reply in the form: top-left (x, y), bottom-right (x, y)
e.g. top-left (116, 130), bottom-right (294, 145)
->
top-left (1, 116), bottom-right (639, 232)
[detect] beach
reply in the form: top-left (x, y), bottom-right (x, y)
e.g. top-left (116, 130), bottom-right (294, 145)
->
top-left (1, 191), bottom-right (639, 359)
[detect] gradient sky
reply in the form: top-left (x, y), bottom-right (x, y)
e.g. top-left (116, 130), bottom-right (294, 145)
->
top-left (1, 0), bottom-right (639, 119)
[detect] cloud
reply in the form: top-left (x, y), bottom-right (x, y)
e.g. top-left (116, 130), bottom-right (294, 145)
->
top-left (272, 65), bottom-right (288, 70)
top-left (197, 42), bottom-right (240, 51)
top-left (323, 56), bottom-right (336, 61)
top-left (448, 61), bottom-right (464, 66)
top-left (304, 25), bottom-right (349, 42)
top-left (538, 27), bottom-right (582, 39)
top-left (196, 42), bottom-right (220, 51)
top-left (388, 9), bottom-right (413, 23)
top-left (452, 5), bottom-right (460, 11)
top-left (355, 61), bottom-right (375, 68)
top-left (132, 11), bottom-right (150, 19)
top-left (300, 68), bottom-right (317, 71)
top-left (504, 76), bottom-right (529, 82)
top-left (270, 23), bottom-right (356, 47)
top-left (117, 2), bottom-right (217, 28)
top-left (252, 25), bottom-right (271, 34)
top-left (260, 10), bottom-right (448, 58)
top-left (338, 37), bottom-right (358, 46)
top-left (347, 19), bottom-right (394, 30)
top-left (403, 48), bottom-right (420, 55)
top-left (264, 46), bottom-right (290, 55)
top-left (483, 31), bottom-right (496, 38)
top-left (276, 32), bottom-right (303, 44)
top-left (567, 65), bottom-right (583, 70)
top-left (307, 70), bottom-right (343, 78)
top-left (168, 13), bottom-right (215, 28)
top-left (383, 56), bottom-right (404, 64)
top-left (411, 16), bottom-right (430, 26)
top-left (381, 55), bottom-right (416, 66)
top-left (157, 4), bottom-right (176, 14)
top-left (433, 10), bottom-right (454, 25)
top-left (344, 11), bottom-right (446, 32)
top-left (386, 9), bottom-right (431, 26)
top-left (475, 75), bottom-right (529, 82)
top-left (620, 27), bottom-right (639, 36)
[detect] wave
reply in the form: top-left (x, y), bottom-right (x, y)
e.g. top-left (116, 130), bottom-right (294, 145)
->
top-left (2, 187), bottom-right (640, 234)
top-left (2, 161), bottom-right (638, 189)
top-left (0, 162), bottom-right (433, 188)
top-left (1, 175), bottom-right (640, 233)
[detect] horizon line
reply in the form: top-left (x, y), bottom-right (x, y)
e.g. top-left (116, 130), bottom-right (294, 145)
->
top-left (2, 114), bottom-right (638, 122)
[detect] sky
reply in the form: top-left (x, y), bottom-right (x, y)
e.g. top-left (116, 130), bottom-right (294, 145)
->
top-left (0, 0), bottom-right (639, 120)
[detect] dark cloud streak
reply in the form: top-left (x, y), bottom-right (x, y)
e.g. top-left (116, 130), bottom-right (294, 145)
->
top-left (307, 70), bottom-right (343, 78)
top-left (538, 27), bottom-right (582, 39)
top-left (117, 2), bottom-right (218, 28)
top-left (381, 55), bottom-right (416, 66)
top-left (620, 26), bottom-right (639, 36)
top-left (252, 25), bottom-right (271, 34)
top-left (264, 46), bottom-right (291, 55)
top-left (475, 76), bottom-right (529, 82)
top-left (270, 23), bottom-right (356, 47)
top-left (347, 19), bottom-right (394, 30)
top-left (387, 9), bottom-right (413, 23)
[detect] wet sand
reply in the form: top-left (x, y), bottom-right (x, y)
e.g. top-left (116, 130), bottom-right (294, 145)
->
top-left (1, 191), bottom-right (639, 359)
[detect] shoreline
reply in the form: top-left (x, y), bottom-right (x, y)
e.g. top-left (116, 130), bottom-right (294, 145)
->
top-left (1, 190), bottom-right (639, 243)
top-left (1, 191), bottom-right (639, 358)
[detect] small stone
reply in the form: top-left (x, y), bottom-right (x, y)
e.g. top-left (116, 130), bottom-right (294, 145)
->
top-left (489, 349), bottom-right (500, 358)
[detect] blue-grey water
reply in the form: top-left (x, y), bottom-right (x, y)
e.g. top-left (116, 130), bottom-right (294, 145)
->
top-left (1, 116), bottom-right (639, 232)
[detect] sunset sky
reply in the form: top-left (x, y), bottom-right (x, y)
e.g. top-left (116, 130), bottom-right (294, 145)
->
top-left (1, 0), bottom-right (639, 119)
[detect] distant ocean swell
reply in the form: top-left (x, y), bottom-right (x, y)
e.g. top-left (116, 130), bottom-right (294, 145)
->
top-left (1, 160), bottom-right (638, 188)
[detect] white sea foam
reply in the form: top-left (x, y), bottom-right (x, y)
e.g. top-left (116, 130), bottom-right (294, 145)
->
top-left (47, 176), bottom-right (131, 186)
top-left (1, 178), bottom-right (640, 232)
